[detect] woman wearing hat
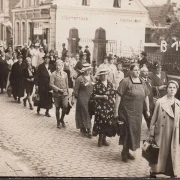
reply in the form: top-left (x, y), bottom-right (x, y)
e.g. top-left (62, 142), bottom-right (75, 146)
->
top-left (149, 80), bottom-right (180, 178)
top-left (10, 54), bottom-right (25, 103)
top-left (139, 51), bottom-right (148, 68)
top-left (92, 68), bottom-right (116, 146)
top-left (114, 63), bottom-right (150, 162)
top-left (35, 55), bottom-right (53, 117)
top-left (150, 62), bottom-right (168, 100)
top-left (73, 63), bottom-right (94, 138)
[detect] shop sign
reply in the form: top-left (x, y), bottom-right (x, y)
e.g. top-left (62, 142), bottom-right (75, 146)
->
top-left (34, 28), bottom-right (43, 35)
top-left (41, 9), bottom-right (50, 15)
top-left (61, 16), bottom-right (88, 21)
top-left (119, 18), bottom-right (142, 23)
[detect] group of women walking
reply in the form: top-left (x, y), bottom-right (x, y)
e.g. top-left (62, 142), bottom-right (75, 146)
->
top-left (0, 45), bottom-right (179, 178)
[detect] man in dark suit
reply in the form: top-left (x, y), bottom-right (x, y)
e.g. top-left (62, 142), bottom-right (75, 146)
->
top-left (21, 43), bottom-right (29, 63)
top-left (78, 46), bottom-right (83, 60)
top-left (140, 67), bottom-right (154, 129)
top-left (139, 51), bottom-right (148, 68)
top-left (84, 45), bottom-right (91, 64)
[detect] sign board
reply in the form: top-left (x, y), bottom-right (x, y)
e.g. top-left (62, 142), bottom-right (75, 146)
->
top-left (41, 9), bottom-right (50, 15)
top-left (34, 28), bottom-right (43, 35)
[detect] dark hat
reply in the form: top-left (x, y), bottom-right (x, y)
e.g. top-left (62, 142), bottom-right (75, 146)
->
top-left (17, 44), bottom-right (22, 47)
top-left (85, 45), bottom-right (89, 48)
top-left (78, 45), bottom-right (82, 49)
top-left (141, 51), bottom-right (147, 56)
top-left (17, 54), bottom-right (23, 58)
top-left (153, 62), bottom-right (162, 69)
top-left (62, 43), bottom-right (65, 46)
top-left (104, 55), bottom-right (109, 59)
top-left (30, 44), bottom-right (34, 47)
top-left (43, 54), bottom-right (50, 59)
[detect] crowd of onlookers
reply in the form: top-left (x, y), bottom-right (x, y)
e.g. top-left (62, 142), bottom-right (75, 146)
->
top-left (0, 43), bottom-right (179, 178)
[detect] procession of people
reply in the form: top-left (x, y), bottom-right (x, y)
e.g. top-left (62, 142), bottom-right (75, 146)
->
top-left (0, 43), bottom-right (179, 178)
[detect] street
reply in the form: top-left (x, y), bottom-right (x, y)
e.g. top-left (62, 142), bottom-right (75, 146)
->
top-left (0, 93), bottom-right (179, 178)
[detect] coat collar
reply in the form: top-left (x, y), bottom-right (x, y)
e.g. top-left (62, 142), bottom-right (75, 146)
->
top-left (160, 95), bottom-right (180, 118)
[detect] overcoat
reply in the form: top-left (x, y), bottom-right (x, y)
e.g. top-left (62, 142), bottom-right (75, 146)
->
top-left (150, 95), bottom-right (180, 176)
top-left (35, 63), bottom-right (53, 109)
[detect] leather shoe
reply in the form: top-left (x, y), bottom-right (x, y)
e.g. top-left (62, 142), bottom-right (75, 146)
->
top-left (127, 152), bottom-right (135, 160)
top-left (121, 151), bottom-right (128, 162)
top-left (45, 113), bottom-right (51, 117)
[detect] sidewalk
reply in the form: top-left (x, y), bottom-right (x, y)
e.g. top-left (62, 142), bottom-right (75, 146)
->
top-left (0, 148), bottom-right (28, 177)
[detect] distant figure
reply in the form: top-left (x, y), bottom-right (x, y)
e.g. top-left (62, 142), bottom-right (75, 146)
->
top-left (61, 43), bottom-right (68, 61)
top-left (139, 51), bottom-right (148, 68)
top-left (21, 43), bottom-right (29, 62)
top-left (84, 45), bottom-right (91, 64)
top-left (78, 46), bottom-right (83, 60)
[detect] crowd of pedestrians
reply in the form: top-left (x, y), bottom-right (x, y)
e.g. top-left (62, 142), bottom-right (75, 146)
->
top-left (0, 43), bottom-right (179, 178)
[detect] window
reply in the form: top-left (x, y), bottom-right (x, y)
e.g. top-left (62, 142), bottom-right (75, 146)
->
top-left (16, 22), bottom-right (20, 45)
top-left (82, 0), bottom-right (90, 6)
top-left (22, 0), bottom-right (25, 8)
top-left (113, 0), bottom-right (121, 8)
top-left (0, 24), bottom-right (4, 41)
top-left (22, 22), bottom-right (26, 45)
top-left (0, 0), bottom-right (3, 12)
top-left (34, 0), bottom-right (39, 6)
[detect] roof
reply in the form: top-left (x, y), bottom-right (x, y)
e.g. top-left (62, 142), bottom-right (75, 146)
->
top-left (147, 4), bottom-right (178, 27)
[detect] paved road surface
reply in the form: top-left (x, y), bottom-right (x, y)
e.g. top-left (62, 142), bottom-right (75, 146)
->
top-left (0, 93), bottom-right (179, 177)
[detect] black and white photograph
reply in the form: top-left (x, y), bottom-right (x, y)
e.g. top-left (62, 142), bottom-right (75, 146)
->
top-left (0, 0), bottom-right (180, 178)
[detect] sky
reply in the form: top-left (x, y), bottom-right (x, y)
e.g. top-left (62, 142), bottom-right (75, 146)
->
top-left (140, 0), bottom-right (179, 6)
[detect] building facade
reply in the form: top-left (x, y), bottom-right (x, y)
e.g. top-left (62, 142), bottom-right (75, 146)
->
top-left (12, 0), bottom-right (56, 50)
top-left (55, 0), bottom-right (148, 58)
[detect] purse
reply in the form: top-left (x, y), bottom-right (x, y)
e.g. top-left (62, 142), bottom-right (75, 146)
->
top-left (153, 87), bottom-right (160, 104)
top-left (32, 90), bottom-right (40, 106)
top-left (88, 97), bottom-right (95, 116)
top-left (142, 139), bottom-right (159, 164)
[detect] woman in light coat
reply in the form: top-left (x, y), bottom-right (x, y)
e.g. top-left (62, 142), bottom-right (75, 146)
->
top-left (149, 80), bottom-right (180, 178)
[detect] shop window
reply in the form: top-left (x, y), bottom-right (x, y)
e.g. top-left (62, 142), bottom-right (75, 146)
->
top-left (0, 0), bottom-right (3, 12)
top-left (82, 0), bottom-right (90, 6)
top-left (113, 0), bottom-right (121, 8)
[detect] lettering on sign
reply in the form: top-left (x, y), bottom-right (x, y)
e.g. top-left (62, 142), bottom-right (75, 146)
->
top-left (161, 40), bottom-right (180, 52)
top-left (62, 16), bottom-right (88, 21)
top-left (119, 18), bottom-right (141, 23)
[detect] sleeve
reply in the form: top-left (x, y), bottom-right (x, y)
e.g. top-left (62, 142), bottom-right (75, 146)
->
top-left (116, 78), bottom-right (128, 97)
top-left (33, 67), bottom-right (36, 77)
top-left (92, 83), bottom-right (98, 98)
top-left (34, 66), bottom-right (40, 86)
top-left (149, 101), bottom-right (160, 137)
top-left (143, 81), bottom-right (150, 97)
top-left (49, 74), bottom-right (59, 92)
top-left (73, 76), bottom-right (81, 98)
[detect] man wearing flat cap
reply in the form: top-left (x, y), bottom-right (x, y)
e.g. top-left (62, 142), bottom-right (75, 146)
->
top-left (139, 51), bottom-right (148, 68)
top-left (84, 45), bottom-right (91, 64)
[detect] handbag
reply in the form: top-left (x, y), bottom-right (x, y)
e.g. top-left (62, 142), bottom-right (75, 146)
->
top-left (153, 87), bottom-right (160, 104)
top-left (32, 90), bottom-right (40, 106)
top-left (88, 97), bottom-right (95, 116)
top-left (142, 139), bottom-right (159, 164)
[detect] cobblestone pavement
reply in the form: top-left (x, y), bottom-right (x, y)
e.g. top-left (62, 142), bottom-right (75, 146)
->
top-left (0, 93), bottom-right (179, 178)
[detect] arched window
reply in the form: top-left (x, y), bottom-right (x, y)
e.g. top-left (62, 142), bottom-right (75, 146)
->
top-left (0, 0), bottom-right (3, 12)
top-left (113, 0), bottom-right (121, 8)
top-left (82, 0), bottom-right (90, 6)
top-left (16, 22), bottom-right (20, 45)
top-left (22, 22), bottom-right (26, 44)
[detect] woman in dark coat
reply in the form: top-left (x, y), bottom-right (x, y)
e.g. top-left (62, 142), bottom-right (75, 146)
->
top-left (10, 55), bottom-right (25, 103)
top-left (0, 50), bottom-right (9, 93)
top-left (114, 63), bottom-right (150, 162)
top-left (92, 68), bottom-right (116, 147)
top-left (35, 55), bottom-right (53, 117)
top-left (23, 57), bottom-right (36, 110)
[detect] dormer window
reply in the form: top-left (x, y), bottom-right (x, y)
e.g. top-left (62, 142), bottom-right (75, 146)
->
top-left (82, 0), bottom-right (90, 6)
top-left (113, 0), bottom-right (121, 8)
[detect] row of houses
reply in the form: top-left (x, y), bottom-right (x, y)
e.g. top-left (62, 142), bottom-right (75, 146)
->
top-left (0, 0), bottom-right (180, 57)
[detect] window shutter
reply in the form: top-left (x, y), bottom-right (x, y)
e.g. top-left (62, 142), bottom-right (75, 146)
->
top-left (113, 0), bottom-right (121, 8)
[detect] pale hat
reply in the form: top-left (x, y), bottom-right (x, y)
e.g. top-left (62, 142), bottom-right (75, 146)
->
top-left (97, 68), bottom-right (110, 76)
top-left (140, 67), bottom-right (148, 72)
top-left (56, 60), bottom-right (64, 66)
top-left (35, 43), bottom-right (40, 47)
top-left (81, 63), bottom-right (93, 71)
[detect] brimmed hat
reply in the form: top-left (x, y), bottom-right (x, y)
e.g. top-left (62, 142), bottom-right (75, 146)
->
top-left (141, 51), bottom-right (147, 56)
top-left (17, 45), bottom-right (22, 47)
top-left (81, 63), bottom-right (93, 71)
top-left (83, 52), bottom-right (87, 56)
top-left (78, 45), bottom-right (82, 49)
top-left (85, 45), bottom-right (89, 48)
top-left (35, 43), bottom-right (40, 47)
top-left (43, 54), bottom-right (50, 59)
top-left (153, 62), bottom-right (162, 69)
top-left (30, 44), bottom-right (34, 47)
top-left (62, 43), bottom-right (65, 46)
top-left (97, 68), bottom-right (110, 76)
